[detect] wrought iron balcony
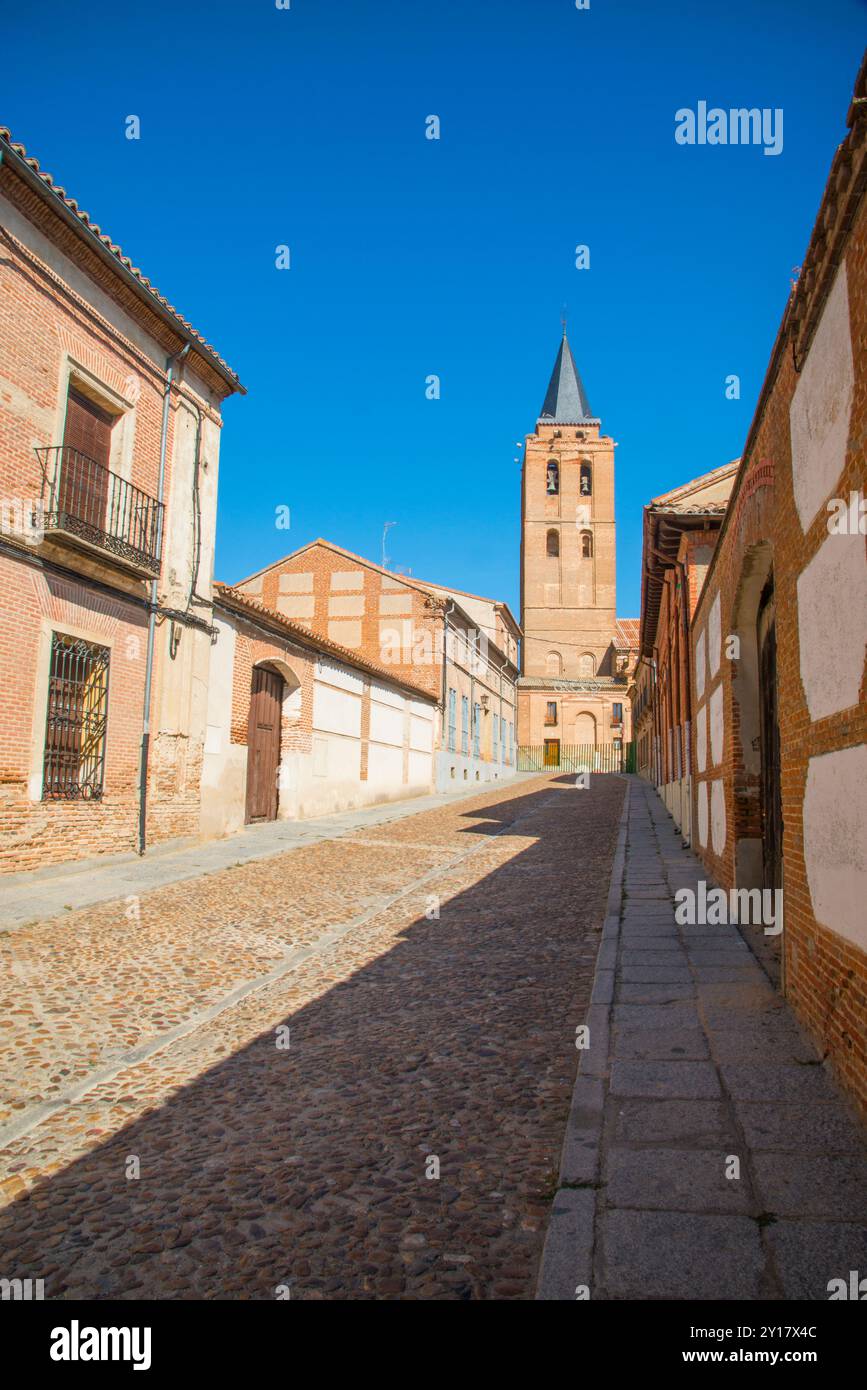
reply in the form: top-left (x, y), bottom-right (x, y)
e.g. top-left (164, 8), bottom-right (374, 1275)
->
top-left (36, 445), bottom-right (163, 575)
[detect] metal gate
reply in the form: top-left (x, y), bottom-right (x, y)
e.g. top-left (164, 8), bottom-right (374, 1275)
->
top-left (518, 742), bottom-right (633, 773)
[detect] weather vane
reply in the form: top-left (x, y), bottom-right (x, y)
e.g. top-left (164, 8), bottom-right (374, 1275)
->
top-left (561, 302), bottom-right (568, 337)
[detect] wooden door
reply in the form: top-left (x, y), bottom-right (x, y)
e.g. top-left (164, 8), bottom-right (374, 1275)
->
top-left (543, 738), bottom-right (560, 769)
top-left (757, 583), bottom-right (783, 893)
top-left (61, 389), bottom-right (112, 528)
top-left (244, 667), bottom-right (284, 823)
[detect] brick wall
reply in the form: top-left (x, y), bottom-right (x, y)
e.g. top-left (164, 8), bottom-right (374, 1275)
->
top-left (0, 555), bottom-right (148, 871)
top-left (237, 542), bottom-right (443, 702)
top-left (690, 80), bottom-right (867, 1115)
top-left (0, 145), bottom-right (237, 873)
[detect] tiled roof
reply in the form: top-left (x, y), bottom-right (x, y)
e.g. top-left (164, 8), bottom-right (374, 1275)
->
top-left (639, 462), bottom-right (738, 658)
top-left (615, 619), bottom-right (640, 649)
top-left (0, 126), bottom-right (244, 393)
top-left (648, 460), bottom-right (740, 511)
top-left (213, 583), bottom-right (438, 703)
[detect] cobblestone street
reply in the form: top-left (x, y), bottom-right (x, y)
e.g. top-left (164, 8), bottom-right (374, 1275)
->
top-left (0, 773), bottom-right (625, 1300)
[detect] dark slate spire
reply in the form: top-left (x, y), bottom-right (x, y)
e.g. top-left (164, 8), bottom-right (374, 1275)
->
top-left (539, 332), bottom-right (593, 423)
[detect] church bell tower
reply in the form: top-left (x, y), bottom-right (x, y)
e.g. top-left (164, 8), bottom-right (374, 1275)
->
top-left (518, 330), bottom-right (624, 753)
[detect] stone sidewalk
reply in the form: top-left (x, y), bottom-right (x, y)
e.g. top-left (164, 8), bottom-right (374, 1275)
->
top-left (537, 776), bottom-right (867, 1301)
top-left (0, 774), bottom-right (540, 931)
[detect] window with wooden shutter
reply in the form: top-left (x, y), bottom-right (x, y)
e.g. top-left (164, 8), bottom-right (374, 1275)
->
top-left (59, 388), bottom-right (114, 532)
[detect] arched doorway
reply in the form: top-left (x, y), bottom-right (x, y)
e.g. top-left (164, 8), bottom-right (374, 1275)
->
top-left (245, 665), bottom-right (285, 823)
top-left (730, 543), bottom-right (782, 984)
top-left (757, 577), bottom-right (783, 896)
top-left (574, 711), bottom-right (597, 746)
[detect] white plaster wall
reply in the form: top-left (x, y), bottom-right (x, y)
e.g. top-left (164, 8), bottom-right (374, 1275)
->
top-left (163, 405), bottom-right (221, 611)
top-left (709, 684), bottom-right (724, 767)
top-left (697, 778), bottom-right (708, 848)
top-left (790, 263), bottom-right (854, 532)
top-left (797, 528), bottom-right (867, 721)
top-left (279, 571), bottom-right (313, 593)
top-left (370, 680), bottom-right (403, 709)
top-left (410, 714), bottom-right (433, 753)
top-left (661, 776), bottom-right (691, 839)
top-left (203, 618), bottom-right (235, 750)
top-left (803, 745), bottom-right (867, 951)
top-left (313, 681), bottom-right (362, 738)
top-left (408, 749), bottom-right (433, 788)
top-left (708, 592), bottom-right (722, 680)
top-left (199, 615), bottom-right (437, 829)
top-left (695, 627), bottom-right (706, 701)
top-left (696, 701), bottom-right (707, 774)
top-left (295, 732), bottom-right (362, 817)
top-left (710, 778), bottom-right (726, 856)
top-left (370, 700), bottom-right (403, 747)
top-left (368, 742), bottom-right (404, 791)
top-left (200, 619), bottom-right (247, 838)
top-left (316, 658), bottom-right (363, 694)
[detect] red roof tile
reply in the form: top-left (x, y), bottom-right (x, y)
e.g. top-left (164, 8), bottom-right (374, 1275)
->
top-left (0, 125), bottom-right (243, 393)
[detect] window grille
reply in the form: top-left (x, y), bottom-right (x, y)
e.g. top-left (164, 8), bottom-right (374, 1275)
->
top-left (42, 633), bottom-right (110, 799)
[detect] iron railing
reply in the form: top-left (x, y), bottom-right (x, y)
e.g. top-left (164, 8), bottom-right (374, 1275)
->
top-left (36, 445), bottom-right (163, 574)
top-left (518, 742), bottom-right (635, 774)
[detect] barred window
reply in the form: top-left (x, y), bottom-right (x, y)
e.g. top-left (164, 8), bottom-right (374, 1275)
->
top-left (42, 633), bottom-right (110, 800)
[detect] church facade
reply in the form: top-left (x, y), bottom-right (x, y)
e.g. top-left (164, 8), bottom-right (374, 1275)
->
top-left (517, 333), bottom-right (638, 766)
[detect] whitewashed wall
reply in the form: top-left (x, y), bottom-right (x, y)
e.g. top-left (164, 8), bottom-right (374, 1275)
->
top-left (202, 618), bottom-right (436, 834)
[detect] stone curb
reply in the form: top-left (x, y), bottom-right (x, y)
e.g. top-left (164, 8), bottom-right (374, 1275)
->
top-left (535, 776), bottom-right (631, 1300)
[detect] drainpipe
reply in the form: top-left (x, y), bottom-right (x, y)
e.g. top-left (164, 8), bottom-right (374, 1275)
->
top-left (138, 344), bottom-right (190, 855)
top-left (441, 602), bottom-right (455, 766)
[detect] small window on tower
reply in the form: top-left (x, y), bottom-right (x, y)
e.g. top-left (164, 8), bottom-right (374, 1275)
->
top-left (546, 460), bottom-right (559, 495)
top-left (580, 462), bottom-right (592, 496)
top-left (546, 651), bottom-right (563, 677)
top-left (581, 530), bottom-right (593, 558)
top-left (545, 701), bottom-right (558, 725)
top-left (546, 528), bottom-right (559, 557)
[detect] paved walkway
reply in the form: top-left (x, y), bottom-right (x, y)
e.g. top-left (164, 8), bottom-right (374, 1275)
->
top-left (0, 775), bottom-right (541, 931)
top-left (0, 773), bottom-right (625, 1299)
top-left (538, 777), bottom-right (867, 1300)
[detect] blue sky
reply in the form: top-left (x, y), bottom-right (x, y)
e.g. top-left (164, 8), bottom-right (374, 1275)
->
top-left (4, 0), bottom-right (865, 618)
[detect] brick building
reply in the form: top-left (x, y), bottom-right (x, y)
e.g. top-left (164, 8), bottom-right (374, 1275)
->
top-left (201, 585), bottom-right (437, 834)
top-left (632, 461), bottom-right (738, 838)
top-left (518, 332), bottom-right (638, 767)
top-left (0, 127), bottom-right (243, 873)
top-left (235, 539), bottom-right (520, 795)
top-left (634, 60), bottom-right (867, 1116)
